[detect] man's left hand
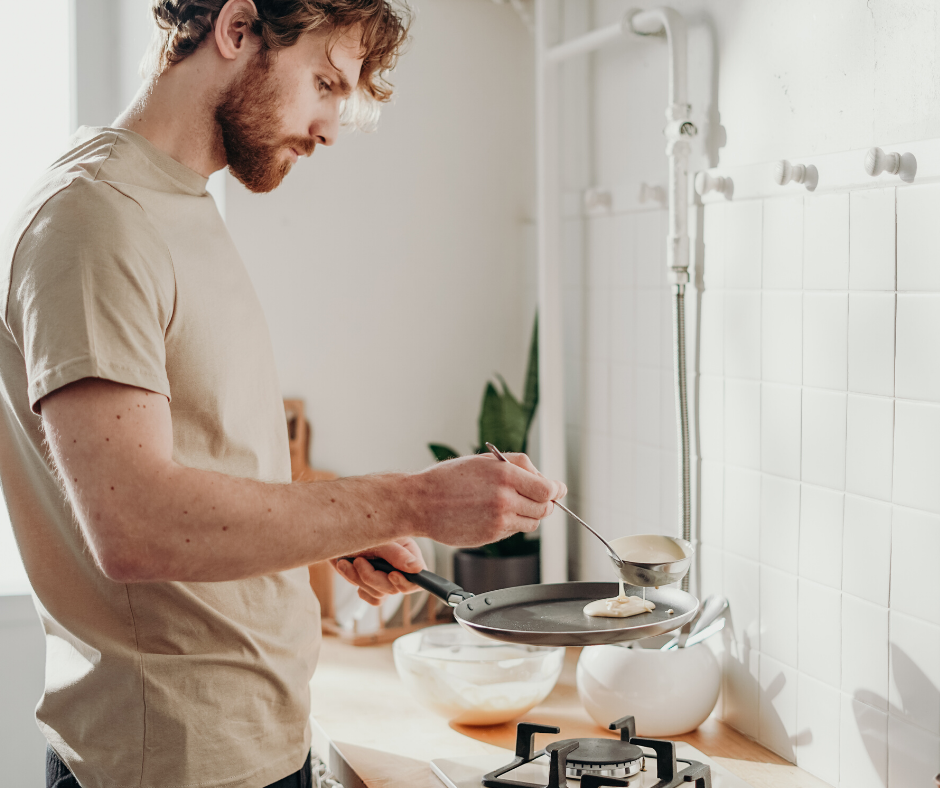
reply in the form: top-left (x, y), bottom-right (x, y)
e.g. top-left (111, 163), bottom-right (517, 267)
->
top-left (331, 538), bottom-right (427, 606)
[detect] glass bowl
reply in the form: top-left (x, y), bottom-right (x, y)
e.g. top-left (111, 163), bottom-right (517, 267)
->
top-left (392, 624), bottom-right (565, 726)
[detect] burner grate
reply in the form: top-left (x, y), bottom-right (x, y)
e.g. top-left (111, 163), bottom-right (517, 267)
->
top-left (482, 716), bottom-right (712, 788)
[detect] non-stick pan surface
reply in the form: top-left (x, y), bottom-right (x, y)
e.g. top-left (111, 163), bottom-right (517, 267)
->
top-left (366, 560), bottom-right (699, 647)
top-left (453, 581), bottom-right (698, 646)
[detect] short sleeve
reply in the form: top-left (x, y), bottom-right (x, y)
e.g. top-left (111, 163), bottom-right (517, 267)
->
top-left (7, 178), bottom-right (176, 414)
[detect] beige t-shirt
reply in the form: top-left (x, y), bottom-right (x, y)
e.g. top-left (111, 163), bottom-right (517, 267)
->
top-left (0, 127), bottom-right (320, 788)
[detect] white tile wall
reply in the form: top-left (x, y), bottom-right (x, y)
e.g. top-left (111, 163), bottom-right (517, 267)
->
top-left (569, 143), bottom-right (940, 787)
top-left (840, 696), bottom-right (888, 788)
top-left (725, 200), bottom-right (763, 289)
top-left (842, 495), bottom-right (892, 607)
top-left (690, 176), bottom-right (940, 786)
top-left (797, 673), bottom-right (842, 785)
top-left (844, 394), bottom-right (894, 502)
top-left (897, 183), bottom-right (940, 291)
top-left (801, 389), bottom-right (847, 490)
top-left (799, 485), bottom-right (844, 589)
top-left (889, 612), bottom-right (940, 736)
top-left (763, 196), bottom-right (803, 290)
top-left (761, 383), bottom-right (801, 479)
top-left (700, 460), bottom-right (724, 547)
top-left (762, 292), bottom-right (802, 385)
top-left (725, 379), bottom-right (761, 469)
top-left (798, 578), bottom-right (842, 686)
top-left (803, 292), bottom-right (848, 390)
top-left (849, 188), bottom-right (896, 291)
top-left (890, 507), bottom-right (940, 626)
top-left (760, 566), bottom-right (798, 667)
top-left (724, 291), bottom-right (761, 380)
top-left (896, 293), bottom-right (940, 402)
top-left (847, 293), bottom-right (895, 397)
top-left (760, 475), bottom-right (800, 574)
top-left (759, 653), bottom-right (798, 761)
top-left (804, 193), bottom-right (850, 290)
top-left (887, 715), bottom-right (940, 788)
top-left (724, 465), bottom-right (761, 561)
top-left (893, 400), bottom-right (940, 515)
top-left (841, 594), bottom-right (889, 711)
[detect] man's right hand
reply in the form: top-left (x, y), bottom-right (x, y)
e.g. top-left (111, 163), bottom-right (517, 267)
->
top-left (407, 452), bottom-right (567, 547)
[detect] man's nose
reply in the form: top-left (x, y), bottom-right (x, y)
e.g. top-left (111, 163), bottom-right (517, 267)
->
top-left (310, 107), bottom-right (339, 147)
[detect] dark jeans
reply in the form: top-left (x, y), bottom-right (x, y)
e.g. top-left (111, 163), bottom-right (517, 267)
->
top-left (46, 745), bottom-right (313, 788)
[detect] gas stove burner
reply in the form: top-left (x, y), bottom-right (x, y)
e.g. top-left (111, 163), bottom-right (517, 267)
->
top-left (544, 737), bottom-right (643, 779)
top-left (482, 715), bottom-right (712, 788)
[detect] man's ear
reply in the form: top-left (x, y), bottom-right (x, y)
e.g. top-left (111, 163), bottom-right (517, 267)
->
top-left (214, 0), bottom-right (261, 62)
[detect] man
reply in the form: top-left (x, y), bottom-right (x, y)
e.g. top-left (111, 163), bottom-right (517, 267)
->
top-left (0, 2), bottom-right (566, 787)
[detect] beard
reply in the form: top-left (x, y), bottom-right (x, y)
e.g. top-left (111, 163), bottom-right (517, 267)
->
top-left (214, 54), bottom-right (316, 194)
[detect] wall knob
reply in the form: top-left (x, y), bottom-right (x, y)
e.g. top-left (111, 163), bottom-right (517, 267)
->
top-left (639, 183), bottom-right (666, 206)
top-left (583, 188), bottom-right (612, 213)
top-left (694, 171), bottom-right (727, 197)
top-left (865, 147), bottom-right (901, 177)
top-left (865, 147), bottom-right (916, 182)
top-left (774, 160), bottom-right (806, 186)
top-left (773, 160), bottom-right (818, 191)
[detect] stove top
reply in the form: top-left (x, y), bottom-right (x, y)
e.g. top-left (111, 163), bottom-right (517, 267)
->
top-left (431, 716), bottom-right (755, 788)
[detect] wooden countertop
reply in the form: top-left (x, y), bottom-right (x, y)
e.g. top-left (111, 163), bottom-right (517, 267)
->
top-left (309, 635), bottom-right (830, 788)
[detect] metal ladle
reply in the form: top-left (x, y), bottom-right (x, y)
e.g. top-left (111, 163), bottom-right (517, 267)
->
top-left (484, 443), bottom-right (693, 587)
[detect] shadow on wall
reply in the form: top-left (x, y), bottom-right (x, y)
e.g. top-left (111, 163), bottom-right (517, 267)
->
top-left (853, 645), bottom-right (939, 787)
top-left (722, 615), bottom-right (939, 784)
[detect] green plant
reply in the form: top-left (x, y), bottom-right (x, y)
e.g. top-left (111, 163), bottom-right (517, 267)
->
top-left (428, 315), bottom-right (539, 557)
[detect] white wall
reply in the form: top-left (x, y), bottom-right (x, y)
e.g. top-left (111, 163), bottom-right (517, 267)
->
top-left (562, 1), bottom-right (940, 786)
top-left (227, 0), bottom-right (536, 478)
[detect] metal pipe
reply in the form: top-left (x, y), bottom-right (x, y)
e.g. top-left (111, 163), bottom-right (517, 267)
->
top-left (536, 7), bottom-right (696, 583)
top-left (534, 0), bottom-right (568, 584)
top-left (545, 18), bottom-right (628, 63)
top-left (629, 10), bottom-right (695, 578)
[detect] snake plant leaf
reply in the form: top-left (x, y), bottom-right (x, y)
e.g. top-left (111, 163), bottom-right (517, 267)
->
top-left (523, 314), bottom-right (539, 416)
top-left (521, 314), bottom-right (539, 451)
top-left (479, 380), bottom-right (528, 454)
top-left (428, 443), bottom-right (460, 462)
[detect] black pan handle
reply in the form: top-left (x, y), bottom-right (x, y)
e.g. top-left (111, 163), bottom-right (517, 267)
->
top-left (351, 557), bottom-right (474, 607)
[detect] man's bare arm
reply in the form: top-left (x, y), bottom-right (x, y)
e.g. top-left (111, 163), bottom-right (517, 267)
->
top-left (41, 378), bottom-right (564, 584)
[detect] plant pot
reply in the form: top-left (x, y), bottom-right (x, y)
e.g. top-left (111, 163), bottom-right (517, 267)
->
top-left (453, 549), bottom-right (540, 594)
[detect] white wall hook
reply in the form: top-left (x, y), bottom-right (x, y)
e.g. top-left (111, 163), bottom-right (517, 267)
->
top-left (639, 183), bottom-right (667, 206)
top-left (694, 171), bottom-right (729, 198)
top-left (773, 160), bottom-right (818, 191)
top-left (865, 147), bottom-right (917, 182)
top-left (865, 147), bottom-right (900, 176)
top-left (583, 187), bottom-right (613, 213)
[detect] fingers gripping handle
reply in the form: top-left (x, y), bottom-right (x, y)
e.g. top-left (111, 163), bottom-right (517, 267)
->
top-left (364, 557), bottom-right (474, 607)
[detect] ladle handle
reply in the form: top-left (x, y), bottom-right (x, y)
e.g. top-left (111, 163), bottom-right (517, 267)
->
top-left (550, 500), bottom-right (621, 562)
top-left (484, 443), bottom-right (622, 565)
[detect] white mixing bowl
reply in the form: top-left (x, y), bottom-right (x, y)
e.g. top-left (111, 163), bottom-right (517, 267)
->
top-left (576, 641), bottom-right (720, 736)
top-left (394, 624), bottom-right (564, 726)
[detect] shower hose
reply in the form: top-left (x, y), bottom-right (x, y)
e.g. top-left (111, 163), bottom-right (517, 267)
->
top-left (672, 283), bottom-right (692, 593)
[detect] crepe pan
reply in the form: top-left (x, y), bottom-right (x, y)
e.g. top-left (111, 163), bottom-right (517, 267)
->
top-left (367, 558), bottom-right (699, 647)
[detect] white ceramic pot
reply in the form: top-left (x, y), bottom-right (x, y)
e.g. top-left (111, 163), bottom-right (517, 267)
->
top-left (576, 642), bottom-right (720, 737)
